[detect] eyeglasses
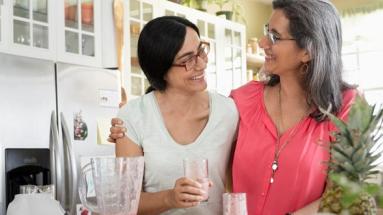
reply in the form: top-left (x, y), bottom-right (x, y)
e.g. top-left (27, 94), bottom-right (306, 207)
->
top-left (264, 24), bottom-right (295, 45)
top-left (172, 41), bottom-right (210, 71)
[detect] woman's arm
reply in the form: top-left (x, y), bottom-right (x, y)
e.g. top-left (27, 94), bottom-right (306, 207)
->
top-left (114, 120), bottom-right (206, 215)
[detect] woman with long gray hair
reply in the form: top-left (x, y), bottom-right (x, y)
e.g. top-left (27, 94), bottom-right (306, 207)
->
top-left (230, 0), bottom-right (356, 214)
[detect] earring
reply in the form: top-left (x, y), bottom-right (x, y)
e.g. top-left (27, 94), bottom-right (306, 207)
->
top-left (301, 63), bottom-right (309, 75)
top-left (257, 65), bottom-right (271, 83)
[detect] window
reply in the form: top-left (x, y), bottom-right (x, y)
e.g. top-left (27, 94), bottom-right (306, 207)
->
top-left (342, 9), bottom-right (383, 107)
top-left (342, 10), bottom-right (383, 165)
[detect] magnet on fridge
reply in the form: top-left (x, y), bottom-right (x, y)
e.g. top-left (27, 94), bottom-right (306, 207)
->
top-left (76, 204), bottom-right (91, 215)
top-left (74, 111), bottom-right (88, 141)
top-left (98, 89), bottom-right (119, 107)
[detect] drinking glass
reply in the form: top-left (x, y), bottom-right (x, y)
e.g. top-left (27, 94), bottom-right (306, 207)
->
top-left (223, 193), bottom-right (248, 215)
top-left (19, 185), bottom-right (55, 199)
top-left (19, 185), bottom-right (38, 194)
top-left (183, 158), bottom-right (209, 201)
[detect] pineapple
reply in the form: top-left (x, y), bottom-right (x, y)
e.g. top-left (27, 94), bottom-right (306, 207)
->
top-left (319, 96), bottom-right (383, 215)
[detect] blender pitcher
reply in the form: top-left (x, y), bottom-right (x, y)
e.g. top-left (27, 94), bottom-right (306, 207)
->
top-left (79, 156), bottom-right (144, 215)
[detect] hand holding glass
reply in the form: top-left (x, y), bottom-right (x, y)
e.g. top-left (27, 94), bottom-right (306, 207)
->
top-left (183, 158), bottom-right (209, 201)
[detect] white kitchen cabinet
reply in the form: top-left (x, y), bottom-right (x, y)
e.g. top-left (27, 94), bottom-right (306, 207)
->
top-left (219, 24), bottom-right (247, 95)
top-left (0, 0), bottom-right (117, 68)
top-left (56, 0), bottom-right (102, 67)
top-left (0, 0), bottom-right (56, 60)
top-left (124, 0), bottom-right (247, 99)
top-left (123, 0), bottom-right (155, 97)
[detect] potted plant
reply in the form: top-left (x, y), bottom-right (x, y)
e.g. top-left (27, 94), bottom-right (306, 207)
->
top-left (182, 0), bottom-right (211, 12)
top-left (213, 0), bottom-right (246, 23)
top-left (213, 0), bottom-right (232, 20)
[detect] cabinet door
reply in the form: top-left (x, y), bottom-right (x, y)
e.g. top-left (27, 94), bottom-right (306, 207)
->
top-left (124, 0), bottom-right (155, 98)
top-left (57, 0), bottom-right (101, 67)
top-left (217, 23), bottom-right (247, 96)
top-left (7, 0), bottom-right (55, 59)
top-left (160, 0), bottom-right (188, 18)
top-left (195, 18), bottom-right (218, 92)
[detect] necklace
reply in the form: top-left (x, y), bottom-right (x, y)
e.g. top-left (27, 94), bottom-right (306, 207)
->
top-left (270, 123), bottom-right (301, 183)
top-left (269, 86), bottom-right (309, 184)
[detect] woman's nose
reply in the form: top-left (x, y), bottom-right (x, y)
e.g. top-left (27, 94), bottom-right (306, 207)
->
top-left (195, 55), bottom-right (207, 70)
top-left (258, 35), bottom-right (271, 49)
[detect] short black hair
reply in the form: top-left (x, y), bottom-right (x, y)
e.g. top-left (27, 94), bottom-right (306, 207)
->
top-left (137, 16), bottom-right (200, 93)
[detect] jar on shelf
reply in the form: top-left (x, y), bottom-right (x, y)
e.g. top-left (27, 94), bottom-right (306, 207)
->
top-left (250, 37), bottom-right (259, 54)
top-left (247, 44), bottom-right (252, 54)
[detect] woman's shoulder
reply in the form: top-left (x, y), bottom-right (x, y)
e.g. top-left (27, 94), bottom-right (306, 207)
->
top-left (209, 91), bottom-right (238, 114)
top-left (118, 92), bottom-right (154, 119)
top-left (229, 81), bottom-right (264, 109)
top-left (208, 91), bottom-right (239, 127)
top-left (342, 87), bottom-right (358, 101)
top-left (231, 80), bottom-right (264, 97)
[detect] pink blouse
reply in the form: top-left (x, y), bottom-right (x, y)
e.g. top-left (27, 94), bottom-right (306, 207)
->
top-left (230, 81), bottom-right (357, 215)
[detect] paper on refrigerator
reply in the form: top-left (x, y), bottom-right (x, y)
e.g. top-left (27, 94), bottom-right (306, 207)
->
top-left (97, 118), bottom-right (113, 145)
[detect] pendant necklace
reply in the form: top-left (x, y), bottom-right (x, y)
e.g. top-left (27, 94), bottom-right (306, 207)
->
top-left (270, 127), bottom-right (300, 183)
top-left (269, 85), bottom-right (309, 184)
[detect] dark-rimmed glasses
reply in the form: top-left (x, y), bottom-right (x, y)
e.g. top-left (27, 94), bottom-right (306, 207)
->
top-left (172, 41), bottom-right (210, 71)
top-left (264, 24), bottom-right (295, 45)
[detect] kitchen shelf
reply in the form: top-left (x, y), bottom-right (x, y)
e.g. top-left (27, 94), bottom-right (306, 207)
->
top-left (246, 52), bottom-right (264, 69)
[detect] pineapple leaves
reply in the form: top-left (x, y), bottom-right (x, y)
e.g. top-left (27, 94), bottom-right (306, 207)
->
top-left (348, 97), bottom-right (373, 133)
top-left (319, 106), bottom-right (348, 135)
top-left (319, 96), bottom-right (383, 213)
top-left (329, 173), bottom-right (383, 209)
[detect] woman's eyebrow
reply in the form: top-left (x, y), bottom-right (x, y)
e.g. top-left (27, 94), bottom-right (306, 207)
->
top-left (175, 42), bottom-right (203, 60)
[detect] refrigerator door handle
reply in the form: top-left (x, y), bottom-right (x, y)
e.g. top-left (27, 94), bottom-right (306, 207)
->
top-left (49, 111), bottom-right (64, 205)
top-left (60, 112), bottom-right (78, 215)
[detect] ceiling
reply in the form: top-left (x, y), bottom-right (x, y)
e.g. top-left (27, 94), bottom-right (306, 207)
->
top-left (249, 0), bottom-right (273, 4)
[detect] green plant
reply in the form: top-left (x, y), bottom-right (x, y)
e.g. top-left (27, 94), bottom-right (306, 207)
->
top-left (213, 0), bottom-right (229, 10)
top-left (231, 0), bottom-right (246, 24)
top-left (182, 0), bottom-right (212, 11)
top-left (318, 96), bottom-right (383, 214)
top-left (212, 0), bottom-right (246, 24)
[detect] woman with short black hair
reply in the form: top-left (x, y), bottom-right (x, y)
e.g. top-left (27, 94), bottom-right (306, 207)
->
top-left (114, 16), bottom-right (238, 215)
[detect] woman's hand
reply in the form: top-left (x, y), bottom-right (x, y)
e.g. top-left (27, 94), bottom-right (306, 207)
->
top-left (165, 177), bottom-right (206, 208)
top-left (107, 118), bottom-right (126, 143)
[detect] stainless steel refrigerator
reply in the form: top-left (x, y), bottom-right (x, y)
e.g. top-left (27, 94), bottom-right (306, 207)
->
top-left (0, 52), bottom-right (120, 215)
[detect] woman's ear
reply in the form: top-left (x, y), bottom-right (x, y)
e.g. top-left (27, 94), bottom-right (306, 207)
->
top-left (163, 72), bottom-right (169, 81)
top-left (301, 49), bottom-right (311, 64)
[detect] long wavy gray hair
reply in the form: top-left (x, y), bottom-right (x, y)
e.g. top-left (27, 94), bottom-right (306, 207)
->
top-left (265, 0), bottom-right (353, 121)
